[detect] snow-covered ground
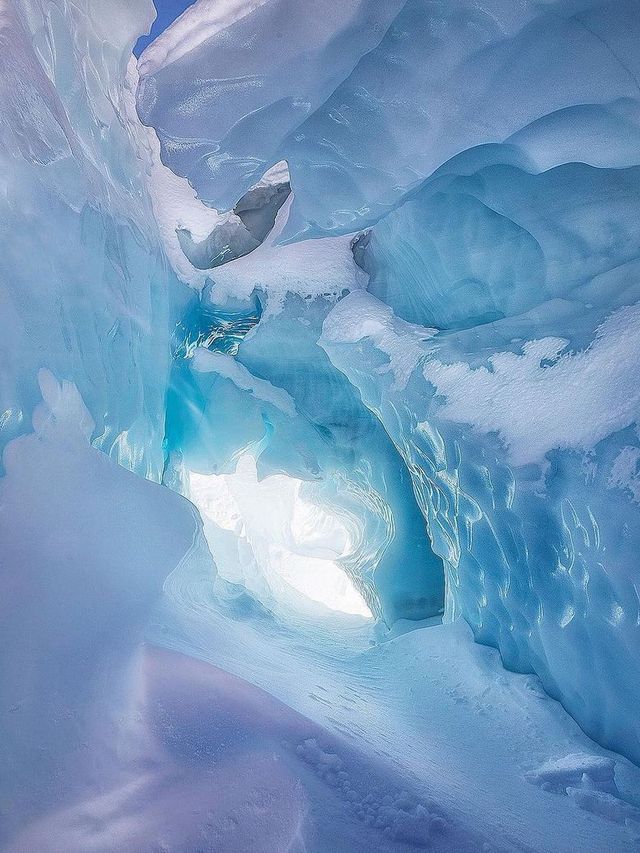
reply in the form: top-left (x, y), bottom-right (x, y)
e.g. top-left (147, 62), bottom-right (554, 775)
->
top-left (142, 554), bottom-right (640, 852)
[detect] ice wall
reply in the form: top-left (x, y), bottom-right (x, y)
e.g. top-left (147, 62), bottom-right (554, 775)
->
top-left (1, 0), bottom-right (634, 804)
top-left (136, 0), bottom-right (406, 214)
top-left (0, 0), bottom-right (179, 480)
top-left (328, 145), bottom-right (640, 762)
top-left (320, 266), bottom-right (640, 766)
top-left (359, 146), bottom-right (640, 335)
top-left (0, 1), bottom-right (210, 836)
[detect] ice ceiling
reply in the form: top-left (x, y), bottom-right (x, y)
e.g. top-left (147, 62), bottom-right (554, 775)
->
top-left (2, 0), bottom-right (640, 850)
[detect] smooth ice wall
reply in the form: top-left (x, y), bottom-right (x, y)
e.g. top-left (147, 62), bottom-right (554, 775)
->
top-left (0, 1), bottom-right (209, 836)
top-left (137, 0), bottom-right (640, 239)
top-left (0, 0), bottom-right (182, 481)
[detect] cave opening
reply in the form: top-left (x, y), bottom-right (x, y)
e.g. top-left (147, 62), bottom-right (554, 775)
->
top-left (166, 273), bottom-right (445, 628)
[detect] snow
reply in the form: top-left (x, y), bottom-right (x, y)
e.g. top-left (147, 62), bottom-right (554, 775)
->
top-left (321, 289), bottom-right (434, 390)
top-left (150, 551), bottom-right (640, 852)
top-left (0, 371), bottom-right (201, 844)
top-left (141, 98), bottom-right (225, 288)
top-left (524, 753), bottom-right (619, 796)
top-left (421, 303), bottom-right (640, 467)
top-left (608, 445), bottom-right (640, 504)
top-left (142, 119), bottom-right (292, 289)
top-left (204, 195), bottom-right (369, 316)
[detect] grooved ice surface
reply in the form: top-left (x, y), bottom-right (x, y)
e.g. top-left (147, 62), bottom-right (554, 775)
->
top-left (320, 283), bottom-right (640, 764)
top-left (136, 0), bottom-right (406, 215)
top-left (315, 133), bottom-right (640, 762)
top-left (0, 0), bottom-right (177, 480)
top-left (137, 0), bottom-right (640, 238)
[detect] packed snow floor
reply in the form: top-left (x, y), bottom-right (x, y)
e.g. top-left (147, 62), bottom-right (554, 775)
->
top-left (125, 558), bottom-right (640, 853)
top-left (5, 512), bottom-right (640, 851)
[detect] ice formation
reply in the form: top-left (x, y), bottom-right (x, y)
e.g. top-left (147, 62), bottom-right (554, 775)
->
top-left (0, 0), bottom-right (178, 481)
top-left (137, 0), bottom-right (640, 238)
top-left (2, 0), bottom-right (640, 850)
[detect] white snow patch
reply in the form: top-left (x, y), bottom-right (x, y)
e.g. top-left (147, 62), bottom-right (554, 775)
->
top-left (207, 195), bottom-right (368, 316)
top-left (608, 445), bottom-right (640, 503)
top-left (422, 302), bottom-right (640, 466)
top-left (321, 290), bottom-right (434, 390)
top-left (525, 753), bottom-right (640, 827)
top-left (525, 753), bottom-right (618, 796)
top-left (122, 57), bottom-right (223, 288)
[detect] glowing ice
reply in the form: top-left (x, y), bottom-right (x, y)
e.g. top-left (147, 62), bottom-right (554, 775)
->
top-left (189, 455), bottom-right (372, 617)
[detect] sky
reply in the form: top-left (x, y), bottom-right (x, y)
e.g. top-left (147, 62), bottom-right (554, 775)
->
top-left (134, 0), bottom-right (197, 56)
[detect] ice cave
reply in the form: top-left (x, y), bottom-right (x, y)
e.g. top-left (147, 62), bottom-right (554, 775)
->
top-left (1, 0), bottom-right (640, 850)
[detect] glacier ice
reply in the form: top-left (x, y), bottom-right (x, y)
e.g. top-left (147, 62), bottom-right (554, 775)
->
top-left (136, 0), bottom-right (407, 213)
top-left (0, 0), bottom-right (182, 481)
top-left (357, 147), bottom-right (640, 336)
top-left (166, 282), bottom-right (446, 623)
top-left (321, 286), bottom-right (640, 763)
top-left (136, 0), bottom-right (640, 768)
top-left (137, 0), bottom-right (640, 238)
top-left (3, 0), bottom-right (640, 850)
top-left (314, 136), bottom-right (640, 762)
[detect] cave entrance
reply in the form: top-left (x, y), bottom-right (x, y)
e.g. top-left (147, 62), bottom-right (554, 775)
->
top-left (188, 454), bottom-right (373, 619)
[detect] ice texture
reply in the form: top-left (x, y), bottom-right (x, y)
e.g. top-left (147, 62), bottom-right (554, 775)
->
top-left (166, 258), bottom-right (446, 623)
top-left (312, 134), bottom-right (640, 765)
top-left (320, 284), bottom-right (640, 764)
top-left (137, 0), bottom-right (640, 238)
top-left (136, 0), bottom-right (406, 212)
top-left (0, 0), bottom-right (180, 480)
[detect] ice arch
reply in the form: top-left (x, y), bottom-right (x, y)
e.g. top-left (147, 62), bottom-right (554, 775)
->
top-left (164, 264), bottom-right (446, 625)
top-left (137, 0), bottom-right (640, 239)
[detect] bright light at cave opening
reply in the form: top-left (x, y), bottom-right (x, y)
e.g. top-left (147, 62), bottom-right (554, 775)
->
top-left (188, 455), bottom-right (372, 618)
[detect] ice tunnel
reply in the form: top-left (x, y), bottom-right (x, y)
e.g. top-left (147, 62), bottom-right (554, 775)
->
top-left (2, 0), bottom-right (640, 851)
